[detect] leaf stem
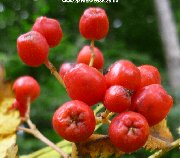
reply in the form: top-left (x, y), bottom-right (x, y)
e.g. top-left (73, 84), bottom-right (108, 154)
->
top-left (89, 40), bottom-right (95, 67)
top-left (148, 138), bottom-right (180, 158)
top-left (44, 59), bottom-right (65, 88)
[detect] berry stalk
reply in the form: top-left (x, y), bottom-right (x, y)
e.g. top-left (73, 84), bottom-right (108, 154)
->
top-left (44, 59), bottom-right (65, 88)
top-left (18, 99), bottom-right (69, 158)
top-left (89, 40), bottom-right (95, 67)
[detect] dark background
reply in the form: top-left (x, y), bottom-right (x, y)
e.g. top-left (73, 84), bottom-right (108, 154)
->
top-left (0, 0), bottom-right (179, 157)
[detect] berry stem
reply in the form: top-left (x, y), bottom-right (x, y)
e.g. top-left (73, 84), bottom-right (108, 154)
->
top-left (89, 40), bottom-right (95, 67)
top-left (71, 143), bottom-right (78, 158)
top-left (44, 59), bottom-right (65, 88)
top-left (95, 109), bottom-right (113, 124)
top-left (148, 138), bottom-right (180, 158)
top-left (18, 98), bottom-right (69, 158)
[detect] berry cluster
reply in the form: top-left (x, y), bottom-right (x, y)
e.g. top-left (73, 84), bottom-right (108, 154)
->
top-left (15, 7), bottom-right (173, 153)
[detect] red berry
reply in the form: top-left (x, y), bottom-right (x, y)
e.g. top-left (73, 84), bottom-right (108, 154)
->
top-left (11, 99), bottom-right (27, 117)
top-left (64, 63), bottom-right (106, 106)
top-left (13, 76), bottom-right (40, 103)
top-left (52, 100), bottom-right (95, 142)
top-left (79, 7), bottom-right (109, 40)
top-left (77, 45), bottom-right (104, 69)
top-left (32, 16), bottom-right (63, 47)
top-left (105, 60), bottom-right (141, 91)
top-left (131, 84), bottom-right (173, 126)
top-left (17, 31), bottom-right (49, 67)
top-left (109, 111), bottom-right (149, 153)
top-left (103, 85), bottom-right (131, 113)
top-left (59, 62), bottom-right (76, 79)
top-left (138, 65), bottom-right (161, 88)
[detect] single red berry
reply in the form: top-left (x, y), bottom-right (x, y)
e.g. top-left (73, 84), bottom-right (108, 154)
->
top-left (11, 99), bottom-right (27, 117)
top-left (103, 85), bottom-right (131, 113)
top-left (52, 100), bottom-right (96, 142)
top-left (32, 16), bottom-right (63, 47)
top-left (13, 76), bottom-right (40, 103)
top-left (79, 7), bottom-right (109, 40)
top-left (59, 62), bottom-right (76, 79)
top-left (105, 60), bottom-right (141, 91)
top-left (77, 45), bottom-right (104, 69)
top-left (131, 84), bottom-right (173, 126)
top-left (138, 65), bottom-right (161, 88)
top-left (63, 63), bottom-right (106, 106)
top-left (17, 31), bottom-right (49, 67)
top-left (109, 111), bottom-right (149, 153)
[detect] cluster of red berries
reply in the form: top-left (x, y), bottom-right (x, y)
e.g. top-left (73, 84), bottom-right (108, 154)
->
top-left (15, 7), bottom-right (173, 153)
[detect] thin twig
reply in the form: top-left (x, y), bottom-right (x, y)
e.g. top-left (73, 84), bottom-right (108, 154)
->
top-left (44, 59), bottom-right (65, 88)
top-left (89, 40), bottom-right (95, 67)
top-left (18, 98), bottom-right (69, 158)
top-left (148, 138), bottom-right (180, 158)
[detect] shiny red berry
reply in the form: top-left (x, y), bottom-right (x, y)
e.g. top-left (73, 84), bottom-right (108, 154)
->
top-left (79, 7), bottom-right (109, 40)
top-left (17, 31), bottom-right (49, 67)
top-left (103, 85), bottom-right (131, 113)
top-left (13, 76), bottom-right (40, 103)
top-left (131, 84), bottom-right (173, 126)
top-left (32, 16), bottom-right (63, 47)
top-left (77, 45), bottom-right (104, 69)
top-left (59, 62), bottom-right (76, 79)
top-left (138, 65), bottom-right (161, 88)
top-left (63, 63), bottom-right (106, 106)
top-left (52, 100), bottom-right (96, 142)
top-left (11, 99), bottom-right (27, 117)
top-left (109, 111), bottom-right (149, 153)
top-left (105, 60), bottom-right (141, 91)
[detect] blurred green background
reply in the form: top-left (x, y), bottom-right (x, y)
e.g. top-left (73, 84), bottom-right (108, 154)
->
top-left (0, 0), bottom-right (180, 157)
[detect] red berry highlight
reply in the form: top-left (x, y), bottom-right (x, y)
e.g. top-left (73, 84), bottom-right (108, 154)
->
top-left (32, 16), bottom-right (63, 47)
top-left (109, 111), bottom-right (149, 153)
top-left (17, 31), bottom-right (49, 67)
top-left (131, 84), bottom-right (173, 126)
top-left (138, 65), bottom-right (161, 88)
top-left (52, 100), bottom-right (96, 142)
top-left (105, 60), bottom-right (141, 91)
top-left (77, 45), bottom-right (104, 69)
top-left (103, 85), bottom-right (131, 113)
top-left (59, 62), bottom-right (76, 79)
top-left (13, 76), bottom-right (40, 103)
top-left (63, 63), bottom-right (106, 106)
top-left (79, 7), bottom-right (109, 40)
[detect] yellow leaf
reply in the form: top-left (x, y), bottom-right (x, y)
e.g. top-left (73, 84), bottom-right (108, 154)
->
top-left (0, 98), bottom-right (15, 114)
top-left (0, 65), bottom-right (14, 102)
top-left (0, 110), bottom-right (20, 135)
top-left (145, 119), bottom-right (173, 151)
top-left (76, 134), bottom-right (124, 158)
top-left (6, 144), bottom-right (18, 158)
top-left (0, 134), bottom-right (18, 158)
top-left (0, 98), bottom-right (20, 136)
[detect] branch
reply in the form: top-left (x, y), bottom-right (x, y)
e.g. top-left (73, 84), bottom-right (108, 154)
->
top-left (89, 40), bottom-right (95, 67)
top-left (44, 59), bottom-right (65, 88)
top-left (18, 99), bottom-right (69, 158)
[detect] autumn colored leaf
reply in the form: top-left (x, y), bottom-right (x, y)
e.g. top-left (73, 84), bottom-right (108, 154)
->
top-left (0, 98), bottom-right (20, 136)
top-left (76, 134), bottom-right (124, 158)
top-left (0, 65), bottom-right (14, 102)
top-left (0, 134), bottom-right (18, 158)
top-left (145, 119), bottom-right (173, 151)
